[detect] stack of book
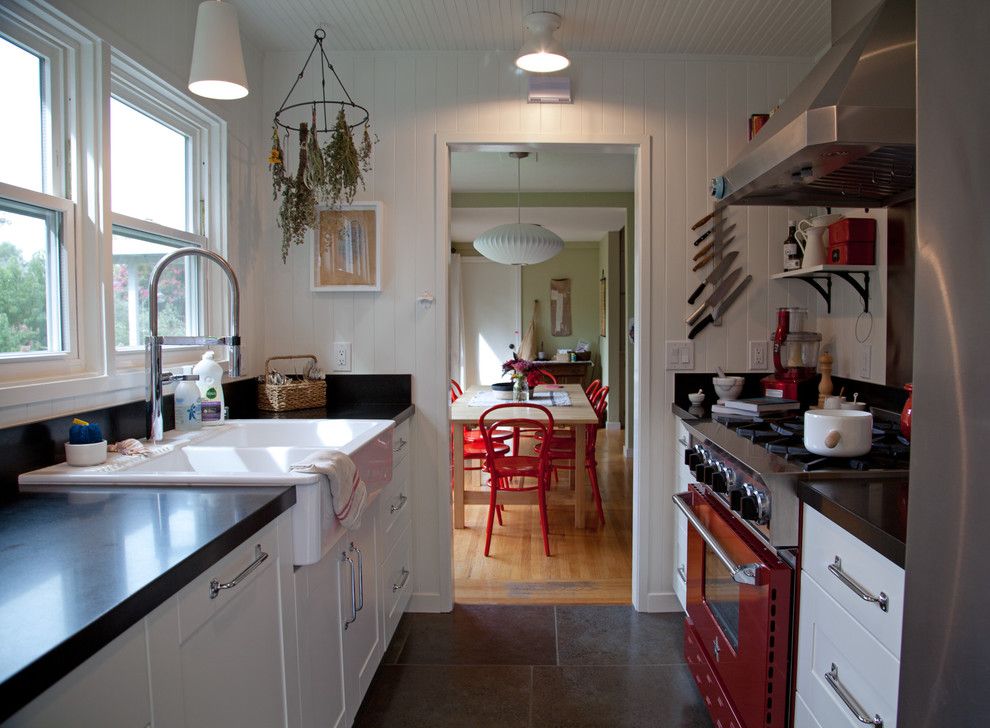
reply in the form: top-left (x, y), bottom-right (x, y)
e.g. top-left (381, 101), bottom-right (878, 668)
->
top-left (710, 397), bottom-right (801, 417)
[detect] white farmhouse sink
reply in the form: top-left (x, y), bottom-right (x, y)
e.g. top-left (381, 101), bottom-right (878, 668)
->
top-left (18, 419), bottom-right (395, 565)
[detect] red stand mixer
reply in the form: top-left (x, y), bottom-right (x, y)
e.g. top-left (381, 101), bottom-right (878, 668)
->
top-left (762, 307), bottom-right (822, 400)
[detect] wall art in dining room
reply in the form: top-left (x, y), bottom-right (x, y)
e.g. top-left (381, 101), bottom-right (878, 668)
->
top-left (311, 202), bottom-right (382, 291)
top-left (550, 277), bottom-right (572, 336)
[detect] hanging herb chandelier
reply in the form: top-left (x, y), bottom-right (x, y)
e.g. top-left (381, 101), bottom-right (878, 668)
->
top-left (269, 29), bottom-right (376, 262)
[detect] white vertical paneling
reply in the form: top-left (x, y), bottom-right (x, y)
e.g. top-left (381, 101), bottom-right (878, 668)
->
top-left (724, 62), bottom-right (750, 370)
top-left (497, 53), bottom-right (522, 133)
top-left (602, 58), bottom-right (625, 135)
top-left (455, 55), bottom-right (479, 132)
top-left (373, 56), bottom-right (398, 373)
top-left (579, 56), bottom-right (605, 135)
top-left (392, 59), bottom-right (417, 372)
top-left (622, 59), bottom-right (646, 135)
top-left (350, 58), bottom-right (376, 371)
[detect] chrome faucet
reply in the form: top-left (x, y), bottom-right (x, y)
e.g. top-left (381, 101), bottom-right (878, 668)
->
top-left (146, 248), bottom-right (241, 442)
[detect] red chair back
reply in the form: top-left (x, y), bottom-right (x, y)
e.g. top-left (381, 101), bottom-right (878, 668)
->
top-left (585, 379), bottom-right (602, 399)
top-left (478, 403), bottom-right (555, 488)
top-left (450, 379), bottom-right (463, 403)
top-left (534, 369), bottom-right (557, 384)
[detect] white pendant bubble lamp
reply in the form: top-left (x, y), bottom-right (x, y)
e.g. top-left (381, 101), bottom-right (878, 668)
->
top-left (473, 152), bottom-right (564, 266)
top-left (188, 1), bottom-right (249, 100)
top-left (515, 11), bottom-right (570, 73)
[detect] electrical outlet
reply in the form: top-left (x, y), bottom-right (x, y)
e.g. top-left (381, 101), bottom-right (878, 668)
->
top-left (857, 343), bottom-right (872, 379)
top-left (332, 342), bottom-right (351, 372)
top-left (665, 340), bottom-right (694, 371)
top-left (749, 341), bottom-right (768, 370)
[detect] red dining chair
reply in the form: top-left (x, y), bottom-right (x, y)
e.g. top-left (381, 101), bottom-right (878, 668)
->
top-left (478, 403), bottom-right (556, 557)
top-left (535, 386), bottom-right (609, 526)
top-left (585, 379), bottom-right (602, 399)
top-left (534, 369), bottom-right (557, 385)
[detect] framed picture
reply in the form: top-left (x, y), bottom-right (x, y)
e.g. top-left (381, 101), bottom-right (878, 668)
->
top-left (311, 202), bottom-right (382, 291)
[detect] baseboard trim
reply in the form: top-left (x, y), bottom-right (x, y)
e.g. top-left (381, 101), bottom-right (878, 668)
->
top-left (408, 592), bottom-right (453, 613)
top-left (642, 591), bottom-right (684, 613)
top-left (623, 445), bottom-right (633, 458)
top-left (605, 420), bottom-right (622, 430)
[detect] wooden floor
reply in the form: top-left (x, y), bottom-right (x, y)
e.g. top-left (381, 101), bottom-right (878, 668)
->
top-left (453, 429), bottom-right (632, 605)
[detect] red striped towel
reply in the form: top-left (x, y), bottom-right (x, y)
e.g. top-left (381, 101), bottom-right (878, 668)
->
top-left (291, 451), bottom-right (368, 530)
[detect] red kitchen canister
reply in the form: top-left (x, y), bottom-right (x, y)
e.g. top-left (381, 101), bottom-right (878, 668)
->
top-left (900, 383), bottom-right (913, 440)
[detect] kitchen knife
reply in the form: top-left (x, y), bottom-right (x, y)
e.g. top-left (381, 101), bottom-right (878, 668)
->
top-left (689, 275), bottom-right (753, 339)
top-left (686, 266), bottom-right (743, 324)
top-left (687, 251), bottom-right (739, 304)
top-left (692, 227), bottom-right (713, 246)
top-left (692, 250), bottom-right (716, 272)
top-left (691, 211), bottom-right (715, 231)
top-left (693, 233), bottom-right (736, 261)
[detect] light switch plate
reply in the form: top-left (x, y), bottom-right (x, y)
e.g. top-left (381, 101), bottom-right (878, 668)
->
top-left (749, 341), bottom-right (768, 370)
top-left (332, 342), bottom-right (351, 372)
top-left (665, 340), bottom-right (694, 371)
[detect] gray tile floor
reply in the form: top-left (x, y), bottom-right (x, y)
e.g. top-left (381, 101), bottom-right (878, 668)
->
top-left (354, 605), bottom-right (714, 728)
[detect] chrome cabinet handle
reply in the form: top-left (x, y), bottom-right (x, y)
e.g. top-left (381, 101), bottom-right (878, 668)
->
top-left (672, 493), bottom-right (761, 586)
top-left (342, 552), bottom-right (357, 629)
top-left (677, 438), bottom-right (689, 447)
top-left (393, 437), bottom-right (408, 453)
top-left (392, 567), bottom-right (410, 592)
top-left (828, 556), bottom-right (889, 612)
top-left (825, 663), bottom-right (884, 727)
top-left (350, 542), bottom-right (364, 612)
top-left (210, 544), bottom-right (268, 599)
top-left (677, 564), bottom-right (687, 584)
top-left (390, 494), bottom-right (408, 514)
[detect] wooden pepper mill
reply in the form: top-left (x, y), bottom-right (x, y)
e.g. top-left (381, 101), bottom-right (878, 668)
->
top-left (817, 351), bottom-right (833, 409)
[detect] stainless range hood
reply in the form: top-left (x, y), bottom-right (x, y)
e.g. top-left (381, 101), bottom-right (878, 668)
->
top-left (712, 0), bottom-right (915, 209)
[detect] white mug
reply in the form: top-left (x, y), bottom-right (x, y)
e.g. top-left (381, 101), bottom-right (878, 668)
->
top-left (824, 395), bottom-right (845, 410)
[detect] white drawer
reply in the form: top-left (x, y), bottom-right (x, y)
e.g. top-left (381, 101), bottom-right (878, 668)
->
top-left (391, 418), bottom-right (411, 465)
top-left (797, 571), bottom-right (899, 728)
top-left (381, 522), bottom-right (413, 645)
top-left (673, 507), bottom-right (687, 611)
top-left (379, 456), bottom-right (411, 558)
top-left (802, 505), bottom-right (905, 657)
top-left (793, 691), bottom-right (824, 728)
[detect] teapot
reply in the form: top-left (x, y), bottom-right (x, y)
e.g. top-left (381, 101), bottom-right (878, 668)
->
top-left (795, 213), bottom-right (844, 268)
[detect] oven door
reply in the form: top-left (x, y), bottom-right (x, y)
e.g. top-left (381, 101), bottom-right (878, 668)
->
top-left (674, 486), bottom-right (792, 728)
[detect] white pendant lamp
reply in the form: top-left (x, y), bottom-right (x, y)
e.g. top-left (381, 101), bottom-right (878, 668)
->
top-left (188, 1), bottom-right (249, 100)
top-left (515, 11), bottom-right (570, 73)
top-left (473, 153), bottom-right (564, 266)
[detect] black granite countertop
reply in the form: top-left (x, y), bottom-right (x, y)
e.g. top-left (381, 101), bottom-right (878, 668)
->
top-left (0, 486), bottom-right (295, 721)
top-left (797, 479), bottom-right (908, 567)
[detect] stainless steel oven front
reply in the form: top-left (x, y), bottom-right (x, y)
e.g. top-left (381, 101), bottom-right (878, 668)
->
top-left (675, 485), bottom-right (793, 728)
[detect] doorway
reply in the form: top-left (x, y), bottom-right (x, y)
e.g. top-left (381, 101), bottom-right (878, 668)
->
top-left (440, 139), bottom-right (648, 607)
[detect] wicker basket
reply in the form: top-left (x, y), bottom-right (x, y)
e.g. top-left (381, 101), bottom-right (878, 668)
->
top-left (257, 354), bottom-right (327, 412)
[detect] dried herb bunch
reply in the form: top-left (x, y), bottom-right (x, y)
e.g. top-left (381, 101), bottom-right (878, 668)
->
top-left (270, 106), bottom-right (376, 263)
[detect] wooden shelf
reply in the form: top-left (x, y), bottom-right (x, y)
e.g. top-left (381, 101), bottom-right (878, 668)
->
top-left (771, 264), bottom-right (874, 313)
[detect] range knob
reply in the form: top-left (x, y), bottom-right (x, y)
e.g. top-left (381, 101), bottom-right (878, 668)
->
top-left (729, 488), bottom-right (743, 512)
top-left (694, 464), bottom-right (712, 483)
top-left (684, 450), bottom-right (702, 469)
top-left (739, 495), bottom-right (759, 520)
top-left (710, 471), bottom-right (727, 493)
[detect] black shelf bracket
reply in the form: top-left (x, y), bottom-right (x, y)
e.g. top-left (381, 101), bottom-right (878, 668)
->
top-left (788, 271), bottom-right (870, 314)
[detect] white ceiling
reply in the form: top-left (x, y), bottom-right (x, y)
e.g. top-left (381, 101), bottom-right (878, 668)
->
top-left (231, 0), bottom-right (830, 57)
top-left (451, 151), bottom-right (635, 193)
top-left (451, 207), bottom-right (627, 243)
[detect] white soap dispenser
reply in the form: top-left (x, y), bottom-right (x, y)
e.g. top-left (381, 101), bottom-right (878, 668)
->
top-left (173, 374), bottom-right (202, 431)
top-left (192, 351), bottom-right (225, 425)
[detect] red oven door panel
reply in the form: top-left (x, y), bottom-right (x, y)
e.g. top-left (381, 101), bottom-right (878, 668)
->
top-left (676, 487), bottom-right (792, 728)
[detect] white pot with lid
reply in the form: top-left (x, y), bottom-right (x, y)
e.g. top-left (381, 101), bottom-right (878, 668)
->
top-left (804, 410), bottom-right (874, 457)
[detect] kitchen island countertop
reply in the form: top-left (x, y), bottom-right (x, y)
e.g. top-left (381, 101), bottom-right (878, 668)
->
top-left (0, 486), bottom-right (295, 722)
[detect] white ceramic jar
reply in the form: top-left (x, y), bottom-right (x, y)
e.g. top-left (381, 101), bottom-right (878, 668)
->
top-left (804, 410), bottom-right (874, 457)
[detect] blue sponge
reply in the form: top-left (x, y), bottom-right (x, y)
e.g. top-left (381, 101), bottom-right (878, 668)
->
top-left (69, 418), bottom-right (103, 444)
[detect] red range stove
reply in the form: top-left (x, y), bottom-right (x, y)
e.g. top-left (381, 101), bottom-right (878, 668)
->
top-left (674, 410), bottom-right (909, 728)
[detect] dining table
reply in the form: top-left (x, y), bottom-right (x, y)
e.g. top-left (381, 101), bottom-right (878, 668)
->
top-left (449, 383), bottom-right (599, 529)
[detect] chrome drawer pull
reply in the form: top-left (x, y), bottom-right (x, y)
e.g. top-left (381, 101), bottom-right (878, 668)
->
top-left (677, 564), bottom-right (687, 584)
top-left (672, 493), bottom-right (761, 586)
top-left (828, 556), bottom-right (889, 612)
top-left (825, 663), bottom-right (883, 727)
top-left (341, 552), bottom-right (357, 629)
top-left (393, 437), bottom-right (408, 453)
top-left (390, 494), bottom-right (408, 514)
top-left (392, 567), bottom-right (410, 592)
top-left (677, 438), bottom-right (689, 447)
top-left (350, 542), bottom-right (365, 611)
top-left (210, 545), bottom-right (268, 599)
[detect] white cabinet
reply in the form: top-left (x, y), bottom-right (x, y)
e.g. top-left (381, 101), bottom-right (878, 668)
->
top-left (795, 504), bottom-right (904, 728)
top-left (6, 622), bottom-right (151, 727)
top-left (672, 419), bottom-right (691, 611)
top-left (147, 512), bottom-right (299, 728)
top-left (339, 511), bottom-right (382, 727)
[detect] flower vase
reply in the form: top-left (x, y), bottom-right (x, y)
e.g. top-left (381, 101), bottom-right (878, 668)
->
top-left (512, 376), bottom-right (529, 402)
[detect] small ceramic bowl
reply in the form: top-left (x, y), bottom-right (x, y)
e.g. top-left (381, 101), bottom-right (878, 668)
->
top-left (840, 401), bottom-right (867, 411)
top-left (688, 391), bottom-right (706, 405)
top-left (713, 376), bottom-right (744, 400)
top-left (65, 440), bottom-right (108, 467)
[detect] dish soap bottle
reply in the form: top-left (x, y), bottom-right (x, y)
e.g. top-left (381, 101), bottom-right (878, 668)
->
top-left (193, 351), bottom-right (225, 425)
top-left (173, 374), bottom-right (202, 431)
top-left (783, 220), bottom-right (803, 271)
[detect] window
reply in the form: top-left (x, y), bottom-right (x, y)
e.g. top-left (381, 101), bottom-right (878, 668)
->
top-left (0, 36), bottom-right (48, 193)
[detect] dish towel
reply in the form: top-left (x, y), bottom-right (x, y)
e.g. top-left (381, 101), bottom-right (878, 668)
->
top-left (291, 451), bottom-right (368, 530)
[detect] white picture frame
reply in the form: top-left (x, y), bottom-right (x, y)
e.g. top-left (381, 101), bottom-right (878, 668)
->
top-left (311, 202), bottom-right (382, 291)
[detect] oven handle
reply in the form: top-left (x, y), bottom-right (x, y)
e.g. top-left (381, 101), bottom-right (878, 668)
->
top-left (673, 493), bottom-right (760, 586)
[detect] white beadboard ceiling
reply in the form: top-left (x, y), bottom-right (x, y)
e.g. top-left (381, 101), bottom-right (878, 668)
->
top-left (451, 151), bottom-right (635, 193)
top-left (232, 0), bottom-right (830, 57)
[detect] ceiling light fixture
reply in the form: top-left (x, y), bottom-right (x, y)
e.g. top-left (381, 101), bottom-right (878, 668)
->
top-left (188, 1), bottom-right (249, 100)
top-left (515, 11), bottom-right (570, 73)
top-left (473, 152), bottom-right (564, 266)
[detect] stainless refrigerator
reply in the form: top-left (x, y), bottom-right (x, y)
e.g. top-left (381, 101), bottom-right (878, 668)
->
top-left (899, 0), bottom-right (990, 724)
